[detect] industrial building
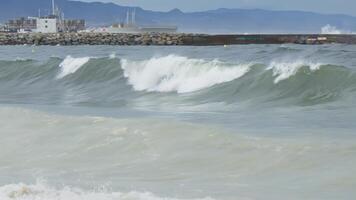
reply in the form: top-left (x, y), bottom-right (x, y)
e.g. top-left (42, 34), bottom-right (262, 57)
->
top-left (34, 17), bottom-right (57, 33)
top-left (63, 19), bottom-right (85, 32)
top-left (4, 0), bottom-right (85, 33)
top-left (5, 17), bottom-right (37, 32)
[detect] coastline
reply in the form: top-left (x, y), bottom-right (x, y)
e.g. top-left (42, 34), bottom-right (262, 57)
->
top-left (1, 32), bottom-right (356, 46)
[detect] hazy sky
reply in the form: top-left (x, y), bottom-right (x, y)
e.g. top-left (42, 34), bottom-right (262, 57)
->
top-left (78, 0), bottom-right (356, 16)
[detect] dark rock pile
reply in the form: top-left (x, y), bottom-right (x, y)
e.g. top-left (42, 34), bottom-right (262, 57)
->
top-left (1, 33), bottom-right (355, 45)
top-left (0, 33), bottom-right (192, 46)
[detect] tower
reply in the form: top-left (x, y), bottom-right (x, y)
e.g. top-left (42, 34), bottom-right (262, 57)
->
top-left (126, 10), bottom-right (130, 25)
top-left (52, 0), bottom-right (55, 16)
top-left (132, 9), bottom-right (136, 25)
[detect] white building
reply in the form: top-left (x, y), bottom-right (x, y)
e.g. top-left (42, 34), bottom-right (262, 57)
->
top-left (35, 18), bottom-right (57, 33)
top-left (5, 0), bottom-right (85, 33)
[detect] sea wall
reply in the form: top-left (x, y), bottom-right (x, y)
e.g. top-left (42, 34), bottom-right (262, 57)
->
top-left (0, 33), bottom-right (188, 46)
top-left (1, 32), bottom-right (356, 45)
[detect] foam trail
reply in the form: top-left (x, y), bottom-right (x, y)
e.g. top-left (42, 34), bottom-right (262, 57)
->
top-left (121, 55), bottom-right (250, 93)
top-left (0, 181), bottom-right (214, 200)
top-left (267, 61), bottom-right (321, 83)
top-left (57, 56), bottom-right (90, 79)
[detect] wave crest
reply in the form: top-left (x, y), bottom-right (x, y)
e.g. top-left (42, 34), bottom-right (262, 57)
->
top-left (121, 55), bottom-right (250, 93)
top-left (267, 61), bottom-right (322, 83)
top-left (57, 56), bottom-right (90, 79)
top-left (0, 55), bottom-right (355, 107)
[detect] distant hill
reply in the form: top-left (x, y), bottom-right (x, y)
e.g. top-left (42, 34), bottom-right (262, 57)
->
top-left (1, 0), bottom-right (356, 33)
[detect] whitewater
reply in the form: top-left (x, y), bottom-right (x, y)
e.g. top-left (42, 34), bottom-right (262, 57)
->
top-left (0, 44), bottom-right (356, 200)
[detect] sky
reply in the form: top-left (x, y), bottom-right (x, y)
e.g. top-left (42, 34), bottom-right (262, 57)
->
top-left (78, 0), bottom-right (356, 16)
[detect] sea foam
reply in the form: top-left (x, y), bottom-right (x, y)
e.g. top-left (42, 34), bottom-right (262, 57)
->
top-left (121, 55), bottom-right (250, 93)
top-left (267, 60), bottom-right (322, 83)
top-left (321, 24), bottom-right (356, 34)
top-left (0, 181), bottom-right (214, 200)
top-left (57, 56), bottom-right (90, 79)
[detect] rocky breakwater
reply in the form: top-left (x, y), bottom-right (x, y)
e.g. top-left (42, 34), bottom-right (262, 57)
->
top-left (2, 33), bottom-right (356, 45)
top-left (0, 32), bottom-right (189, 46)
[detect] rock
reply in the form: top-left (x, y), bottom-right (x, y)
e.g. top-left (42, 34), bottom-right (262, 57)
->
top-left (0, 32), bottom-right (191, 46)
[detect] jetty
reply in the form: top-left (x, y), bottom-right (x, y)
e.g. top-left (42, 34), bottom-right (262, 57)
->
top-left (1, 33), bottom-right (356, 46)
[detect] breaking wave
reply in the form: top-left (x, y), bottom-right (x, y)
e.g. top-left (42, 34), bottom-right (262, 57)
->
top-left (267, 60), bottom-right (322, 83)
top-left (121, 55), bottom-right (251, 93)
top-left (57, 56), bottom-right (90, 79)
top-left (0, 54), bottom-right (355, 107)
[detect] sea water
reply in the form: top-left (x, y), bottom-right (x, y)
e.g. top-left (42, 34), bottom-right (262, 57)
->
top-left (0, 44), bottom-right (356, 200)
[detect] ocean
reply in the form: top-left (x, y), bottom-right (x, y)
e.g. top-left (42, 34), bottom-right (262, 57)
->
top-left (0, 44), bottom-right (355, 200)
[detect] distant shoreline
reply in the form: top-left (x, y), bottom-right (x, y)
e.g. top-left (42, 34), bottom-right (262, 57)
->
top-left (1, 33), bottom-right (356, 46)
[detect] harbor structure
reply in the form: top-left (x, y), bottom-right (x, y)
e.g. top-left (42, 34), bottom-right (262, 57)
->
top-left (5, 17), bottom-right (37, 33)
top-left (1, 33), bottom-right (355, 46)
top-left (34, 17), bottom-right (57, 33)
top-left (63, 19), bottom-right (85, 32)
top-left (4, 0), bottom-right (85, 33)
top-left (96, 9), bottom-right (177, 34)
top-left (0, 24), bottom-right (7, 33)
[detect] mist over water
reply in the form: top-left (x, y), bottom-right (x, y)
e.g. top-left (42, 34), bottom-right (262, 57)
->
top-left (0, 45), bottom-right (356, 200)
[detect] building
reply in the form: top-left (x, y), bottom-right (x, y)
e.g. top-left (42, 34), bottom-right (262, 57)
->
top-left (5, 16), bottom-right (58, 33)
top-left (63, 20), bottom-right (85, 32)
top-left (5, 17), bottom-right (37, 32)
top-left (0, 24), bottom-right (6, 32)
top-left (35, 17), bottom-right (57, 33)
top-left (95, 9), bottom-right (177, 34)
top-left (3, 0), bottom-right (85, 33)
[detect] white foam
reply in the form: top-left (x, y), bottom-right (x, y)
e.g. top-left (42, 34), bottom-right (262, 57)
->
top-left (121, 55), bottom-right (250, 93)
top-left (321, 24), bottom-right (343, 34)
top-left (267, 61), bottom-right (321, 83)
top-left (0, 181), bottom-right (214, 200)
top-left (57, 56), bottom-right (90, 79)
top-left (321, 24), bottom-right (356, 34)
top-left (109, 52), bottom-right (116, 59)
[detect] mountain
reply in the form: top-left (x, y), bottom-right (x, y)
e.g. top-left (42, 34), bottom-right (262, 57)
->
top-left (1, 0), bottom-right (356, 33)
